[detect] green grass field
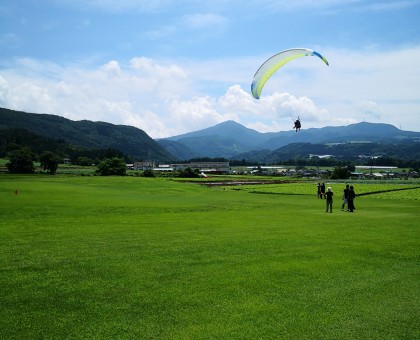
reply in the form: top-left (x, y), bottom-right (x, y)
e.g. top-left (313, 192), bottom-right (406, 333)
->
top-left (1, 175), bottom-right (419, 339)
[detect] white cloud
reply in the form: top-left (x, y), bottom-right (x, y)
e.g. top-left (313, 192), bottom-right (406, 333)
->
top-left (166, 96), bottom-right (238, 134)
top-left (123, 109), bottom-right (167, 137)
top-left (9, 81), bottom-right (55, 114)
top-left (0, 75), bottom-right (10, 106)
top-left (130, 57), bottom-right (186, 78)
top-left (218, 87), bottom-right (331, 132)
top-left (355, 100), bottom-right (383, 120)
top-left (101, 60), bottom-right (121, 77)
top-left (1, 46), bottom-right (419, 140)
top-left (218, 85), bottom-right (256, 115)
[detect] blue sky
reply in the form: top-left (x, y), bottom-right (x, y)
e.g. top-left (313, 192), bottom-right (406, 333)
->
top-left (1, 0), bottom-right (420, 137)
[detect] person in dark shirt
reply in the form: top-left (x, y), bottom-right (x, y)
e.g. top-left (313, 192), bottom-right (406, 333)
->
top-left (348, 185), bottom-right (356, 212)
top-left (320, 182), bottom-right (326, 199)
top-left (342, 184), bottom-right (350, 211)
top-left (325, 187), bottom-right (333, 213)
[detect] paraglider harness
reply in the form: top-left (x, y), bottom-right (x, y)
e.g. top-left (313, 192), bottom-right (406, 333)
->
top-left (293, 117), bottom-right (301, 132)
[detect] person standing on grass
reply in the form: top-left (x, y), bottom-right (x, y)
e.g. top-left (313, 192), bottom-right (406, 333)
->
top-left (325, 187), bottom-right (333, 212)
top-left (320, 182), bottom-right (326, 199)
top-left (342, 184), bottom-right (350, 211)
top-left (348, 185), bottom-right (356, 212)
top-left (317, 182), bottom-right (321, 198)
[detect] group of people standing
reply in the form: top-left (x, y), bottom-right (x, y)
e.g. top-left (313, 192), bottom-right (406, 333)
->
top-left (341, 184), bottom-right (356, 212)
top-left (317, 183), bottom-right (356, 213)
top-left (317, 182), bottom-right (326, 199)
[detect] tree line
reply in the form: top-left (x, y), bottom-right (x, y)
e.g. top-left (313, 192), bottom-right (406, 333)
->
top-left (4, 147), bottom-right (132, 176)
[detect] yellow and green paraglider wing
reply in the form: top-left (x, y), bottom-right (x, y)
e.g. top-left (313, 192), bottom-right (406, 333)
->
top-left (251, 48), bottom-right (329, 99)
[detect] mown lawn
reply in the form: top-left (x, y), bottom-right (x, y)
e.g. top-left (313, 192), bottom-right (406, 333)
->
top-left (1, 175), bottom-right (419, 339)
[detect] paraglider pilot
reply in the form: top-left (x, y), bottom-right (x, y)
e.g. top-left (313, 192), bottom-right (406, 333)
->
top-left (293, 117), bottom-right (301, 132)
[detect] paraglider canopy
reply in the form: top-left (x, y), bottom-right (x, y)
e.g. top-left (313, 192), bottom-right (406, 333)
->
top-left (251, 48), bottom-right (329, 99)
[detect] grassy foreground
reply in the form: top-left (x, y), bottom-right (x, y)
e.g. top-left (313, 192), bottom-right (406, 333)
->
top-left (1, 175), bottom-right (419, 339)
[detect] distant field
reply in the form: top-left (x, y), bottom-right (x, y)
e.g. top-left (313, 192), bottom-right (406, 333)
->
top-left (214, 181), bottom-right (420, 200)
top-left (1, 175), bottom-right (419, 339)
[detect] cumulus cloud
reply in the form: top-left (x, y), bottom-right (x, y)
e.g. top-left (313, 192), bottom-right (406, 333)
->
top-left (216, 86), bottom-right (331, 132)
top-left (355, 100), bottom-right (383, 120)
top-left (218, 85), bottom-right (256, 114)
top-left (101, 60), bottom-right (121, 77)
top-left (1, 46), bottom-right (420, 138)
top-left (166, 96), bottom-right (238, 135)
top-left (130, 57), bottom-right (186, 78)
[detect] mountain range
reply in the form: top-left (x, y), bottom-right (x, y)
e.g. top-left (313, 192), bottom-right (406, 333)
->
top-left (1, 107), bottom-right (420, 163)
top-left (160, 120), bottom-right (420, 161)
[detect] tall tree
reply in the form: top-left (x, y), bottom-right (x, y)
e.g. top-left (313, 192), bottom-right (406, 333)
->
top-left (40, 151), bottom-right (61, 174)
top-left (96, 157), bottom-right (126, 176)
top-left (6, 148), bottom-right (35, 173)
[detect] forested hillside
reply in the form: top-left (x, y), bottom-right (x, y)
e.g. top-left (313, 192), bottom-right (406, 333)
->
top-left (0, 108), bottom-right (174, 162)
